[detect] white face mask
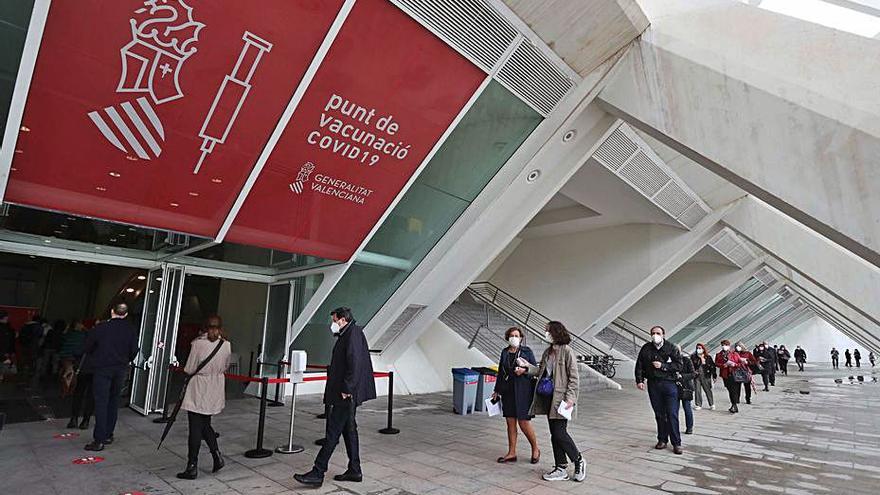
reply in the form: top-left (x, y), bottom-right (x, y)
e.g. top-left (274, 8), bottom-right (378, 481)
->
top-left (508, 336), bottom-right (521, 348)
top-left (652, 334), bottom-right (663, 345)
top-left (330, 321), bottom-right (342, 334)
top-left (759, 346), bottom-right (764, 351)
top-left (722, 345), bottom-right (730, 351)
top-left (545, 331), bottom-right (552, 341)
top-left (696, 347), bottom-right (703, 354)
top-left (735, 346), bottom-right (743, 352)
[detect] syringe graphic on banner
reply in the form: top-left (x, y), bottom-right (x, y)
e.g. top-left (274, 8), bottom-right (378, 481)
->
top-left (194, 31), bottom-right (272, 174)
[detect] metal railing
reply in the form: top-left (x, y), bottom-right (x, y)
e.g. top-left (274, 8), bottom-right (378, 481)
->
top-left (467, 281), bottom-right (610, 359)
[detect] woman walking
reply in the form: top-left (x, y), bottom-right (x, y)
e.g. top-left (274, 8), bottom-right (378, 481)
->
top-left (715, 339), bottom-right (747, 414)
top-left (691, 343), bottom-right (716, 411)
top-left (176, 316), bottom-right (231, 480)
top-left (492, 327), bottom-right (540, 464)
top-left (524, 321), bottom-right (585, 483)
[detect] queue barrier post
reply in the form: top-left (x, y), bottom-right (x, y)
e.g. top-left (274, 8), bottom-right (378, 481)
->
top-left (379, 371), bottom-right (400, 435)
top-left (268, 359), bottom-right (285, 407)
top-left (244, 376), bottom-right (274, 459)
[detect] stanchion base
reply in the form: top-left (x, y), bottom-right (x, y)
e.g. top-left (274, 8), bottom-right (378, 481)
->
top-left (379, 427), bottom-right (400, 435)
top-left (152, 417), bottom-right (170, 424)
top-left (275, 444), bottom-right (304, 454)
top-left (244, 448), bottom-right (273, 459)
top-left (314, 438), bottom-right (325, 446)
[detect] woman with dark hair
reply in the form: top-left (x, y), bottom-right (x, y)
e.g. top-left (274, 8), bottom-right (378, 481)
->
top-left (524, 321), bottom-right (585, 483)
top-left (492, 327), bottom-right (540, 464)
top-left (176, 315), bottom-right (231, 479)
top-left (715, 339), bottom-right (747, 413)
top-left (691, 343), bottom-right (716, 411)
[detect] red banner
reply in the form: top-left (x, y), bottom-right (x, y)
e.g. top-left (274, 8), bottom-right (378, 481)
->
top-left (9, 0), bottom-right (345, 237)
top-left (226, 0), bottom-right (484, 260)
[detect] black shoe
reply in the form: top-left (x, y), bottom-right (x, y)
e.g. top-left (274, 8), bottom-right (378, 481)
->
top-left (333, 470), bottom-right (363, 482)
top-left (84, 441), bottom-right (104, 451)
top-left (211, 450), bottom-right (225, 473)
top-left (104, 435), bottom-right (114, 445)
top-left (673, 446), bottom-right (683, 455)
top-left (176, 462), bottom-right (198, 480)
top-left (78, 418), bottom-right (90, 430)
top-left (294, 468), bottom-right (324, 486)
top-left (654, 442), bottom-right (667, 450)
top-left (763, 388), bottom-right (769, 392)
top-left (684, 429), bottom-right (693, 435)
top-left (66, 418), bottom-right (78, 429)
top-left (746, 399), bottom-right (751, 404)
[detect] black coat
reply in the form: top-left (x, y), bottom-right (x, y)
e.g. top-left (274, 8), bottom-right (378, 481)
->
top-left (755, 347), bottom-right (776, 371)
top-left (691, 352), bottom-right (717, 379)
top-left (794, 349), bottom-right (807, 362)
top-left (81, 318), bottom-right (138, 374)
top-left (324, 322), bottom-right (377, 406)
top-left (635, 340), bottom-right (683, 383)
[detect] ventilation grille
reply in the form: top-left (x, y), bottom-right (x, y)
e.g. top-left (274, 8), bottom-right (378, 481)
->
top-left (496, 40), bottom-right (575, 115)
top-left (709, 228), bottom-right (757, 268)
top-left (591, 124), bottom-right (713, 231)
top-left (372, 304), bottom-right (427, 352)
top-left (392, 0), bottom-right (575, 117)
top-left (393, 0), bottom-right (517, 71)
top-left (593, 128), bottom-right (637, 171)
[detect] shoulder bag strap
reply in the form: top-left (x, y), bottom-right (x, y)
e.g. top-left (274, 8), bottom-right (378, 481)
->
top-left (189, 338), bottom-right (225, 378)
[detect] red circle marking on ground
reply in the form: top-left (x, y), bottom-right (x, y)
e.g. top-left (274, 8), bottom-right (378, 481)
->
top-left (53, 432), bottom-right (80, 439)
top-left (72, 456), bottom-right (105, 465)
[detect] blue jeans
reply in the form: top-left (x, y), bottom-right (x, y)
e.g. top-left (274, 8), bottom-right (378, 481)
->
top-left (648, 380), bottom-right (681, 446)
top-left (682, 400), bottom-right (693, 431)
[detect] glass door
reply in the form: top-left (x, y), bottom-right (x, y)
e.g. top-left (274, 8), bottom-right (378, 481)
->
top-left (130, 265), bottom-right (185, 415)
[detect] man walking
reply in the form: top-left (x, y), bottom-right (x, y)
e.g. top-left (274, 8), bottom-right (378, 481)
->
top-left (853, 349), bottom-right (861, 368)
top-left (83, 303), bottom-right (138, 451)
top-left (778, 345), bottom-right (791, 375)
top-left (755, 342), bottom-right (776, 391)
top-left (794, 346), bottom-right (807, 372)
top-left (830, 348), bottom-right (839, 369)
top-left (844, 349), bottom-right (852, 368)
top-left (635, 326), bottom-right (684, 455)
top-left (295, 307), bottom-right (376, 486)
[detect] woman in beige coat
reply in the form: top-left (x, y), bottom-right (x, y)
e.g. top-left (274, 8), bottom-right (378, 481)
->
top-left (524, 321), bottom-right (586, 483)
top-left (176, 316), bottom-right (231, 480)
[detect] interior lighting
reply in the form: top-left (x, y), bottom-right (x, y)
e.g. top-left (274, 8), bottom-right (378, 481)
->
top-left (43, 239), bottom-right (52, 243)
top-left (211, 178), bottom-right (223, 184)
top-left (14, 149), bottom-right (23, 154)
top-left (169, 202), bottom-right (180, 207)
top-left (96, 186), bottom-right (107, 192)
top-left (53, 230), bottom-right (63, 235)
top-left (137, 275), bottom-right (147, 280)
top-left (188, 191), bottom-right (199, 197)
top-left (109, 171), bottom-right (121, 178)
top-left (109, 238), bottom-right (117, 242)
top-left (10, 167), bottom-right (17, 171)
top-left (125, 288), bottom-right (135, 293)
top-left (20, 126), bottom-right (30, 132)
top-left (125, 155), bottom-right (138, 161)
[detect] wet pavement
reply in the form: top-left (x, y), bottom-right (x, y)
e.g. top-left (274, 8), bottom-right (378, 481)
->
top-left (0, 364), bottom-right (878, 494)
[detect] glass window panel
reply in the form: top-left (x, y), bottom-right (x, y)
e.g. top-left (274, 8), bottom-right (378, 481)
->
top-left (0, 1), bottom-right (33, 139)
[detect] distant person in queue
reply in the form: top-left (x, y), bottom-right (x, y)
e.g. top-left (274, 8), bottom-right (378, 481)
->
top-left (491, 327), bottom-right (540, 464)
top-left (736, 343), bottom-right (757, 405)
top-left (676, 345), bottom-right (696, 435)
top-left (61, 320), bottom-right (94, 429)
top-left (830, 348), bottom-right (839, 369)
top-left (523, 321), bottom-right (585, 482)
top-left (854, 349), bottom-right (861, 368)
top-left (295, 307), bottom-right (376, 487)
top-left (691, 343), bottom-right (716, 411)
top-left (84, 303), bottom-right (138, 451)
top-left (755, 342), bottom-right (776, 391)
top-left (715, 339), bottom-right (747, 414)
top-left (794, 346), bottom-right (807, 371)
top-left (635, 326), bottom-right (684, 455)
top-left (176, 315), bottom-right (232, 480)
top-left (777, 345), bottom-right (791, 375)
top-left (0, 311), bottom-right (15, 382)
top-left (870, 351), bottom-right (876, 367)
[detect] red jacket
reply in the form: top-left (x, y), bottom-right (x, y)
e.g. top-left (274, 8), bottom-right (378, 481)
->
top-left (715, 350), bottom-right (747, 380)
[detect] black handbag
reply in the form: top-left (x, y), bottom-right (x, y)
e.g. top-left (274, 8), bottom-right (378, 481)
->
top-left (732, 367), bottom-right (750, 383)
top-left (677, 381), bottom-right (694, 401)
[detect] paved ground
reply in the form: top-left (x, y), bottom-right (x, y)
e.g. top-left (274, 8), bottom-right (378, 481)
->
top-left (1, 364), bottom-right (879, 494)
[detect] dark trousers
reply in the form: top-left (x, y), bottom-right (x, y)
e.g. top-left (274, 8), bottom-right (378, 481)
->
top-left (548, 418), bottom-right (581, 467)
top-left (314, 401), bottom-right (360, 475)
top-left (780, 360), bottom-right (789, 374)
top-left (798, 360), bottom-right (805, 371)
top-left (647, 380), bottom-right (681, 447)
top-left (761, 371), bottom-right (771, 389)
top-left (724, 377), bottom-right (742, 406)
top-left (92, 369), bottom-right (125, 443)
top-left (832, 357), bottom-right (838, 368)
top-left (187, 412), bottom-right (219, 463)
top-left (855, 359), bottom-right (860, 367)
top-left (768, 367), bottom-right (776, 386)
top-left (71, 373), bottom-right (94, 421)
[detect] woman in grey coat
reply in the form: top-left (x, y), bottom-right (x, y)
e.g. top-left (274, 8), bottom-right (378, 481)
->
top-left (524, 321), bottom-right (586, 483)
top-left (176, 316), bottom-right (231, 480)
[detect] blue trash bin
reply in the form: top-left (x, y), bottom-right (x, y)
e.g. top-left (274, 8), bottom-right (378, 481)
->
top-left (451, 368), bottom-right (479, 415)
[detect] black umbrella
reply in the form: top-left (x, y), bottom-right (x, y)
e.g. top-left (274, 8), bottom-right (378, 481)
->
top-left (157, 376), bottom-right (190, 450)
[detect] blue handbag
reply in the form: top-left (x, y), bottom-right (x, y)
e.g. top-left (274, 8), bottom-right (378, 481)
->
top-left (536, 370), bottom-right (554, 396)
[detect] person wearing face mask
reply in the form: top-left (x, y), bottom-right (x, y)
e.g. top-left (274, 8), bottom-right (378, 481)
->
top-left (715, 340), bottom-right (746, 413)
top-left (690, 343), bottom-right (716, 411)
top-left (675, 345), bottom-right (696, 435)
top-left (795, 346), bottom-right (807, 371)
top-left (778, 345), bottom-right (791, 375)
top-left (492, 327), bottom-right (540, 464)
top-left (754, 342), bottom-right (776, 391)
top-left (295, 307), bottom-right (376, 487)
top-left (735, 343), bottom-right (758, 405)
top-left (635, 326), bottom-right (684, 454)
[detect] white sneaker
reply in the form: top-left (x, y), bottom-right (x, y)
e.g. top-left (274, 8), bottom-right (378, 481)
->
top-left (694, 405), bottom-right (702, 410)
top-left (710, 405), bottom-right (716, 410)
top-left (543, 467), bottom-right (570, 482)
top-left (573, 457), bottom-right (587, 482)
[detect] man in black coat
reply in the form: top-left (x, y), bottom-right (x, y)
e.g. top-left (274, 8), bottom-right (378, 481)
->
top-left (83, 303), bottom-right (138, 451)
top-left (754, 342), bottom-right (776, 391)
top-left (295, 307), bottom-right (376, 487)
top-left (635, 326), bottom-right (684, 455)
top-left (795, 346), bottom-right (807, 371)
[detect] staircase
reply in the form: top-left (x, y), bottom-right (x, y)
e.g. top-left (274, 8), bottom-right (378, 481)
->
top-left (595, 318), bottom-right (650, 361)
top-left (439, 282), bottom-right (620, 392)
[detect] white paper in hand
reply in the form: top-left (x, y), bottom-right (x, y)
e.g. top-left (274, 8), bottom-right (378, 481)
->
top-left (556, 401), bottom-right (573, 420)
top-left (485, 398), bottom-right (502, 417)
